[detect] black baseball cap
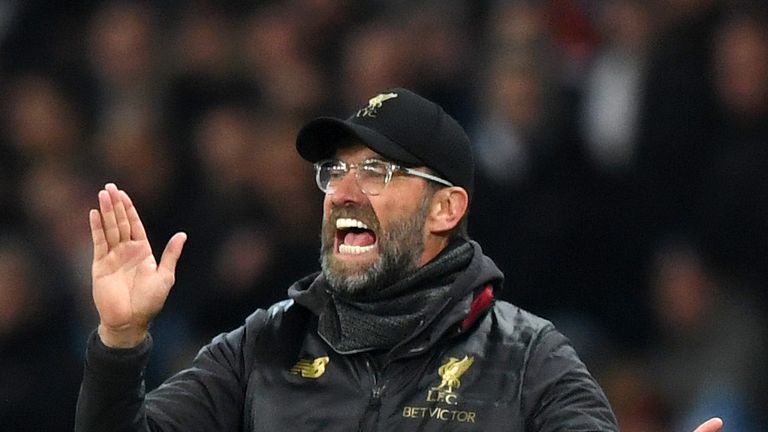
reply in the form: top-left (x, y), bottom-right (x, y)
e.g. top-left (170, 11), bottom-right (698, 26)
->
top-left (296, 88), bottom-right (474, 199)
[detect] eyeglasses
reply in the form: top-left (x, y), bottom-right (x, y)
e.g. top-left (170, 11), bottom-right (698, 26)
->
top-left (314, 158), bottom-right (453, 196)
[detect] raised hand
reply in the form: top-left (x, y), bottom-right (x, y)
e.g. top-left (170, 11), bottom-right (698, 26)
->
top-left (89, 183), bottom-right (187, 348)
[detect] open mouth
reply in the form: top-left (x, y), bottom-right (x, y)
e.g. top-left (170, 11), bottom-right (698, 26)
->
top-left (335, 218), bottom-right (377, 255)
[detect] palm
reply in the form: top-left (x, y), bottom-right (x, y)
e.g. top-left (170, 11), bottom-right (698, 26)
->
top-left (90, 184), bottom-right (186, 346)
top-left (93, 238), bottom-right (161, 328)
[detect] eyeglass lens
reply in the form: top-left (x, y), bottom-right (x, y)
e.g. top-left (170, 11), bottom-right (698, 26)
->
top-left (316, 160), bottom-right (390, 196)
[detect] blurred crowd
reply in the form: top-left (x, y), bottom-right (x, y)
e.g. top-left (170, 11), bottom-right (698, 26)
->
top-left (1, 0), bottom-right (767, 430)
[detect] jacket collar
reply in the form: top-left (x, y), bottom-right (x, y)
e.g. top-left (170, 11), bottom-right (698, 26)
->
top-left (288, 241), bottom-right (504, 359)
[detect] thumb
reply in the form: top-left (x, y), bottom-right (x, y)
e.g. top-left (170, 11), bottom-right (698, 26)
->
top-left (157, 232), bottom-right (187, 286)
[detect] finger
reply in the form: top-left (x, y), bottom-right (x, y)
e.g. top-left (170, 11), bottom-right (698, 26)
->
top-left (106, 184), bottom-right (130, 242)
top-left (99, 188), bottom-right (120, 247)
top-left (692, 417), bottom-right (723, 432)
top-left (157, 232), bottom-right (187, 287)
top-left (89, 209), bottom-right (108, 260)
top-left (120, 190), bottom-right (148, 241)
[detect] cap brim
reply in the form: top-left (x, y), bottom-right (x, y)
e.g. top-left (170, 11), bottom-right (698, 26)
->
top-left (296, 117), bottom-right (422, 165)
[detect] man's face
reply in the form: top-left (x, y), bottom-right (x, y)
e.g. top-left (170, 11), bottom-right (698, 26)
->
top-left (320, 144), bottom-right (433, 296)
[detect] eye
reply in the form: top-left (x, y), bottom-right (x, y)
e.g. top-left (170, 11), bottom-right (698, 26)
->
top-left (329, 168), bottom-right (345, 179)
top-left (325, 162), bottom-right (347, 180)
top-left (360, 160), bottom-right (389, 177)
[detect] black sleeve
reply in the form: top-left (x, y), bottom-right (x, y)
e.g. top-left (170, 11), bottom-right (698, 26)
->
top-left (521, 327), bottom-right (619, 432)
top-left (75, 331), bottom-right (155, 432)
top-left (75, 311), bottom-right (268, 432)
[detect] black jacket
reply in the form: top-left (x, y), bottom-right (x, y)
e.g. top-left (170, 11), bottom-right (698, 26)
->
top-left (76, 242), bottom-right (617, 431)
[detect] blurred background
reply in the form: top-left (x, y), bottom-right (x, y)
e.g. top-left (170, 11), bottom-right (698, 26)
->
top-left (0, 0), bottom-right (767, 430)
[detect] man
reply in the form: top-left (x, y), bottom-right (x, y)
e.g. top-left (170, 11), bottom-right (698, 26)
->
top-left (76, 88), bottom-right (723, 431)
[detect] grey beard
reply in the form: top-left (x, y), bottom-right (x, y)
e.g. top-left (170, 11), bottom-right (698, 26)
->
top-left (320, 194), bottom-right (430, 297)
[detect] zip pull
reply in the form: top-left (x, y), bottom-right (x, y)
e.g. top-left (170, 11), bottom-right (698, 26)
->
top-left (357, 356), bottom-right (385, 431)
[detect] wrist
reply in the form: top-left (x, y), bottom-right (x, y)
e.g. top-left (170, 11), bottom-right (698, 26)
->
top-left (98, 323), bottom-right (148, 348)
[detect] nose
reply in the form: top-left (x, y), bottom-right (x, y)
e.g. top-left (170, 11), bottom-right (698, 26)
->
top-left (328, 168), bottom-right (366, 205)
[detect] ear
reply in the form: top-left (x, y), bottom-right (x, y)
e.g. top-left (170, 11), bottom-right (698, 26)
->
top-left (426, 187), bottom-right (469, 234)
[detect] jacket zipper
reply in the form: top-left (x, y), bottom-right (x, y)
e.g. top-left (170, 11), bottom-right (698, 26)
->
top-left (357, 356), bottom-right (385, 431)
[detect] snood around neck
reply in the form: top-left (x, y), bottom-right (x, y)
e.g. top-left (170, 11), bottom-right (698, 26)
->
top-left (317, 240), bottom-right (474, 353)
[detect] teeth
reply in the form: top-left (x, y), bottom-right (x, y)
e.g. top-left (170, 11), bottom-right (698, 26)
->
top-left (335, 218), bottom-right (374, 255)
top-left (336, 218), bottom-right (369, 229)
top-left (339, 244), bottom-right (375, 254)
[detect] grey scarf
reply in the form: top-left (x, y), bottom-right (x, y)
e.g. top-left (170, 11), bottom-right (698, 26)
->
top-left (317, 241), bottom-right (474, 353)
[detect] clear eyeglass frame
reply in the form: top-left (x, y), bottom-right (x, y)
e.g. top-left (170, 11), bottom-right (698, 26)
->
top-left (313, 158), bottom-right (453, 196)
